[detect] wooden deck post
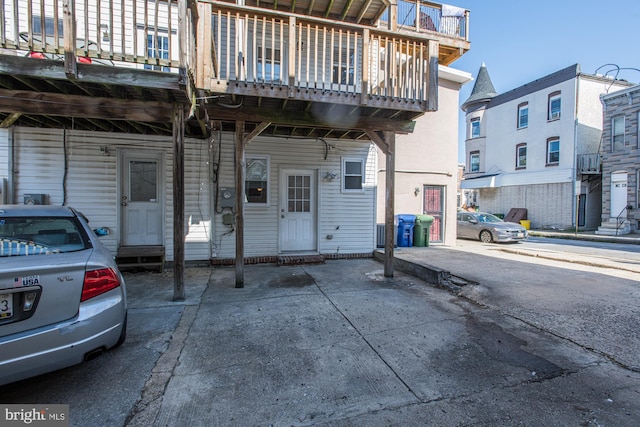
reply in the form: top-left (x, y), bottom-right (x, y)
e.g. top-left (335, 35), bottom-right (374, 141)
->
top-left (427, 40), bottom-right (439, 111)
top-left (384, 131), bottom-right (395, 277)
top-left (62, 0), bottom-right (77, 79)
top-left (235, 120), bottom-right (246, 288)
top-left (173, 105), bottom-right (185, 300)
top-left (366, 130), bottom-right (395, 277)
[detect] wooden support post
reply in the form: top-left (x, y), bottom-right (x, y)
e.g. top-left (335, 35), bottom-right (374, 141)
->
top-left (173, 105), bottom-right (186, 300)
top-left (384, 131), bottom-right (395, 277)
top-left (62, 0), bottom-right (77, 79)
top-left (288, 17), bottom-right (296, 90)
top-left (360, 28), bottom-right (370, 104)
top-left (366, 130), bottom-right (395, 278)
top-left (235, 121), bottom-right (246, 288)
top-left (426, 40), bottom-right (439, 111)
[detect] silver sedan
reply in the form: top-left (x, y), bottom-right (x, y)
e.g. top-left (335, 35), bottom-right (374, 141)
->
top-left (457, 211), bottom-right (528, 243)
top-left (0, 205), bottom-right (127, 386)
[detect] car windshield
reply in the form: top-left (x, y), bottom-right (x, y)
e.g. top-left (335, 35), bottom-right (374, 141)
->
top-left (476, 214), bottom-right (502, 223)
top-left (0, 216), bottom-right (89, 257)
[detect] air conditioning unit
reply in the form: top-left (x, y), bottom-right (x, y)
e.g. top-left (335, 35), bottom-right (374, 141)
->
top-left (24, 194), bottom-right (47, 205)
top-left (550, 111), bottom-right (560, 120)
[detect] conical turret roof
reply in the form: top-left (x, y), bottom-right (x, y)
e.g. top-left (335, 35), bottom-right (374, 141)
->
top-left (461, 63), bottom-right (498, 111)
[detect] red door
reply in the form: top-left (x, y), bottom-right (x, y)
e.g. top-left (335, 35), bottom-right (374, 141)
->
top-left (423, 186), bottom-right (444, 243)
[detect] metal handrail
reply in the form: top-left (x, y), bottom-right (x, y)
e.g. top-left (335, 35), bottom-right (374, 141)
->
top-left (615, 205), bottom-right (632, 236)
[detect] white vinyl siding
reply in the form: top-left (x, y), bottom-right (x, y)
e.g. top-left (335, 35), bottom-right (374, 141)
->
top-left (7, 127), bottom-right (210, 262)
top-left (0, 129), bottom-right (8, 178)
top-left (212, 133), bottom-right (376, 258)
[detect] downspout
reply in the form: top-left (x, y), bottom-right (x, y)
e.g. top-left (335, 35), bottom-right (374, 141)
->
top-left (572, 75), bottom-right (580, 231)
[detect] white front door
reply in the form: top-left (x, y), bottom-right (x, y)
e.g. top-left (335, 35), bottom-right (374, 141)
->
top-left (120, 150), bottom-right (164, 246)
top-left (610, 172), bottom-right (628, 218)
top-left (280, 169), bottom-right (317, 252)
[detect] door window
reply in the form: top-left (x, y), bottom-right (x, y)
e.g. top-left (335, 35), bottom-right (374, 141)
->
top-left (287, 175), bottom-right (311, 212)
top-left (129, 161), bottom-right (158, 202)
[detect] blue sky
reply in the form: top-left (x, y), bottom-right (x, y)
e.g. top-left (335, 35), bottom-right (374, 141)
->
top-left (447, 0), bottom-right (640, 162)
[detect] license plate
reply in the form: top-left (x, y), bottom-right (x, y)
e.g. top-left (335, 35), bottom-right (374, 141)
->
top-left (517, 232), bottom-right (524, 238)
top-left (0, 293), bottom-right (12, 319)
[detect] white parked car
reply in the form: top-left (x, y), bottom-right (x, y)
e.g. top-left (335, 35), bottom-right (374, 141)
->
top-left (0, 205), bottom-right (127, 385)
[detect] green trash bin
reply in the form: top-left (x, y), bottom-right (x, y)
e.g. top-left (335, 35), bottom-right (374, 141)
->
top-left (413, 215), bottom-right (434, 247)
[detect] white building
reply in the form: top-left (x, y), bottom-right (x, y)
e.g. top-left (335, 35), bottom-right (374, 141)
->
top-left (460, 64), bottom-right (632, 230)
top-left (376, 65), bottom-right (472, 246)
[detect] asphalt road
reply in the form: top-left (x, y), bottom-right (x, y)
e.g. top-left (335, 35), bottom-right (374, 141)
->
top-left (416, 238), bottom-right (640, 371)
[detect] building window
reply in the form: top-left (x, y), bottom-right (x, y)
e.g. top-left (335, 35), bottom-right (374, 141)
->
top-left (517, 103), bottom-right (528, 129)
top-left (470, 118), bottom-right (480, 138)
top-left (612, 115), bottom-right (625, 152)
top-left (637, 111), bottom-right (640, 148)
top-left (257, 47), bottom-right (281, 82)
top-left (145, 34), bottom-right (170, 72)
top-left (245, 155), bottom-right (269, 204)
top-left (516, 143), bottom-right (527, 169)
top-left (637, 170), bottom-right (640, 209)
top-left (469, 151), bottom-right (480, 172)
top-left (548, 91), bottom-right (561, 120)
top-left (547, 138), bottom-right (560, 165)
top-left (342, 158), bottom-right (364, 191)
top-left (332, 48), bottom-right (355, 86)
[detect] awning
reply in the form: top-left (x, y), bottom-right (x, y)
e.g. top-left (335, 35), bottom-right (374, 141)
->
top-left (460, 175), bottom-right (498, 189)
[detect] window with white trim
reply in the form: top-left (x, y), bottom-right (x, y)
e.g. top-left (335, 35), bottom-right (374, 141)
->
top-left (470, 151), bottom-right (480, 172)
top-left (612, 115), bottom-right (625, 152)
top-left (470, 118), bottom-right (480, 138)
top-left (516, 143), bottom-right (527, 169)
top-left (257, 47), bottom-right (281, 82)
top-left (548, 91), bottom-right (561, 120)
top-left (547, 138), bottom-right (560, 164)
top-left (244, 155), bottom-right (270, 204)
top-left (517, 103), bottom-right (528, 129)
top-left (145, 33), bottom-right (170, 72)
top-left (342, 158), bottom-right (364, 191)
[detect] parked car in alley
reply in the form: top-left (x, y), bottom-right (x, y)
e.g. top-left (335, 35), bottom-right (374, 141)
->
top-left (0, 205), bottom-right (127, 386)
top-left (457, 211), bottom-right (528, 243)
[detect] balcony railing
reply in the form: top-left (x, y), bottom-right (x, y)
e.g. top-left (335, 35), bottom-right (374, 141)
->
top-left (196, 1), bottom-right (450, 108)
top-left (380, 0), bottom-right (468, 40)
top-left (577, 153), bottom-right (601, 174)
top-left (1, 0), bottom-right (467, 109)
top-left (0, 0), bottom-right (194, 71)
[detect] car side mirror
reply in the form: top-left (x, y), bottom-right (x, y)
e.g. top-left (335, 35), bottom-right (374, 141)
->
top-left (468, 219), bottom-right (478, 224)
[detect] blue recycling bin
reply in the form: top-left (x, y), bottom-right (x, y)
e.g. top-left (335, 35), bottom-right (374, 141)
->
top-left (395, 214), bottom-right (416, 247)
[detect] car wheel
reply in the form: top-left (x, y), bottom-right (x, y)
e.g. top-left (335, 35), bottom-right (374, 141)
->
top-left (479, 230), bottom-right (493, 243)
top-left (114, 313), bottom-right (127, 348)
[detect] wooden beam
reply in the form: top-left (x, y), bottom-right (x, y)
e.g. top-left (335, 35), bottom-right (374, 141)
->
top-left (0, 113), bottom-right (22, 128)
top-left (206, 104), bottom-right (415, 133)
top-left (173, 105), bottom-right (186, 301)
top-left (0, 89), bottom-right (183, 122)
top-left (244, 121), bottom-right (271, 144)
top-left (365, 129), bottom-right (388, 154)
top-left (235, 120), bottom-right (246, 288)
top-left (0, 56), bottom-right (187, 93)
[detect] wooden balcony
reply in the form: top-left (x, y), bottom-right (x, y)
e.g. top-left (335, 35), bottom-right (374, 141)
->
top-left (0, 0), bottom-right (469, 139)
